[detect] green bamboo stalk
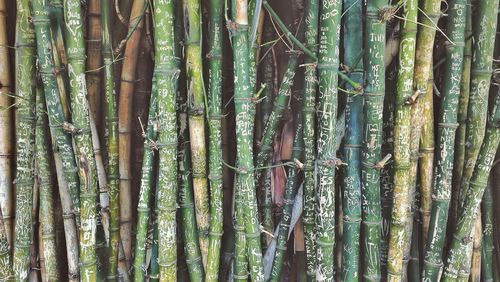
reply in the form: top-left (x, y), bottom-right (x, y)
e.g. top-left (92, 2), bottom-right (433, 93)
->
top-left (233, 178), bottom-right (249, 282)
top-left (33, 62), bottom-right (80, 282)
top-left (0, 211), bottom-right (12, 280)
top-left (315, 0), bottom-right (341, 280)
top-left (178, 93), bottom-right (204, 281)
top-left (25, 2), bottom-right (81, 281)
top-left (411, 0), bottom-right (442, 280)
top-left (118, 0), bottom-right (146, 264)
top-left (269, 105), bottom-right (303, 282)
top-left (149, 191), bottom-right (160, 282)
top-left (64, 2), bottom-right (100, 280)
top-left (450, 1), bottom-right (472, 232)
top-left (101, 0), bottom-right (126, 279)
top-left (341, 0), bottom-right (363, 280)
top-left (35, 83), bottom-right (59, 281)
top-left (255, 54), bottom-right (298, 192)
top-left (482, 177), bottom-right (495, 281)
top-left (153, 0), bottom-right (180, 279)
top-left (231, 1), bottom-right (265, 280)
top-left (423, 0), bottom-right (468, 277)
top-left (442, 92), bottom-right (500, 280)
top-left (206, 0), bottom-right (224, 279)
top-left (386, 1), bottom-right (418, 280)
top-left (301, 0), bottom-right (319, 279)
top-left (184, 0), bottom-right (210, 266)
top-left (0, 0), bottom-right (14, 249)
top-left (361, 1), bottom-right (387, 280)
top-left (132, 74), bottom-right (159, 282)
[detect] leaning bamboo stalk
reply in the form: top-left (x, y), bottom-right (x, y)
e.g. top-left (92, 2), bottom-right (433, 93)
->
top-left (425, 1), bottom-right (468, 249)
top-left (468, 216), bottom-right (482, 281)
top-left (153, 0), bottom-right (181, 279)
top-left (118, 0), bottom-right (146, 264)
top-left (230, 1), bottom-right (265, 280)
top-left (361, 0), bottom-right (387, 280)
top-left (64, 1), bottom-right (101, 280)
top-left (133, 74), bottom-right (158, 281)
top-left (341, 0), bottom-right (363, 280)
top-left (442, 92), bottom-right (500, 280)
top-left (0, 0), bottom-right (15, 248)
top-left (36, 84), bottom-right (59, 281)
top-left (386, 0), bottom-right (418, 280)
top-left (301, 0), bottom-right (319, 279)
top-left (206, 0), bottom-right (224, 279)
top-left (184, 0), bottom-right (210, 266)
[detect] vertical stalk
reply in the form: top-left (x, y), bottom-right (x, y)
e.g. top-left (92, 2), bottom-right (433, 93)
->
top-left (386, 0), bottom-right (418, 280)
top-left (206, 0), bottom-right (224, 279)
top-left (184, 0), bottom-right (210, 266)
top-left (64, 1), bottom-right (100, 280)
top-left (269, 106), bottom-right (303, 282)
top-left (411, 0), bottom-right (441, 279)
top-left (178, 89), bottom-right (205, 281)
top-left (230, 1), bottom-right (265, 279)
top-left (36, 83), bottom-right (59, 281)
top-left (153, 0), bottom-right (180, 279)
top-left (0, 0), bottom-right (13, 249)
top-left (118, 0), bottom-right (146, 263)
top-left (101, 0), bottom-right (128, 279)
top-left (450, 1), bottom-right (472, 231)
top-left (442, 92), bottom-right (500, 280)
top-left (86, 0), bottom-right (103, 125)
top-left (316, 0), bottom-right (341, 280)
top-left (301, 0), bottom-right (319, 279)
top-left (361, 0), bottom-right (387, 280)
top-left (481, 178), bottom-right (495, 281)
top-left (341, 0), bottom-right (363, 280)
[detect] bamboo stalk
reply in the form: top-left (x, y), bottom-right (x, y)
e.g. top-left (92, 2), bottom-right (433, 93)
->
top-left (36, 83), bottom-right (60, 281)
top-left (361, 1), bottom-right (387, 280)
top-left (231, 1), bottom-right (265, 279)
top-left (118, 0), bottom-right (146, 264)
top-left (0, 210), bottom-right (12, 279)
top-left (0, 0), bottom-right (16, 248)
top-left (233, 176), bottom-right (249, 282)
top-left (315, 0), bottom-right (342, 279)
top-left (178, 90), bottom-right (205, 281)
top-left (184, 0), bottom-right (210, 267)
top-left (482, 177), bottom-right (495, 281)
top-left (341, 0), bottom-right (363, 280)
top-left (442, 93), bottom-right (500, 280)
top-left (386, 1), bottom-right (418, 280)
top-left (206, 0), bottom-right (224, 279)
top-left (413, 0), bottom-right (442, 279)
top-left (468, 216), bottom-right (482, 281)
top-left (153, 0), bottom-right (180, 279)
top-left (269, 104), bottom-right (303, 282)
top-left (301, 0), bottom-right (318, 279)
top-left (450, 0), bottom-right (472, 233)
top-left (86, 0), bottom-right (103, 126)
top-left (64, 1), bottom-right (101, 280)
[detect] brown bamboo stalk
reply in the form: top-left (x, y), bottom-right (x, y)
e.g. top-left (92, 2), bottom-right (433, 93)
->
top-left (118, 0), bottom-right (146, 265)
top-left (0, 0), bottom-right (13, 247)
top-left (86, 0), bottom-right (103, 126)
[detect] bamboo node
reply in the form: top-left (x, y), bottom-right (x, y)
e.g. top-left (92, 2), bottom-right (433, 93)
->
top-left (62, 122), bottom-right (82, 134)
top-left (378, 6), bottom-right (397, 22)
top-left (373, 154), bottom-right (392, 169)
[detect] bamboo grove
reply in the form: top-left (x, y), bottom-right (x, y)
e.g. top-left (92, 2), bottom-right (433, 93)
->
top-left (1, 0), bottom-right (500, 281)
